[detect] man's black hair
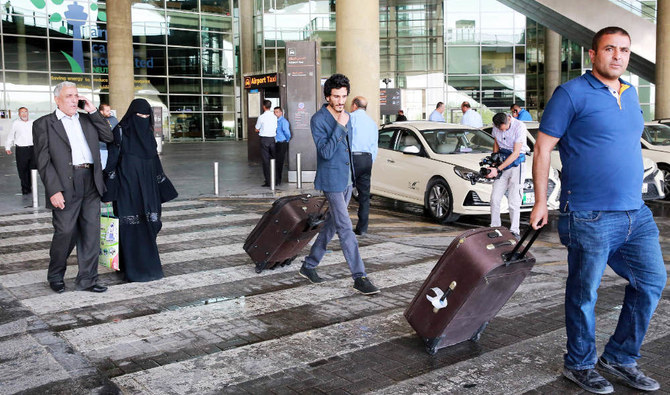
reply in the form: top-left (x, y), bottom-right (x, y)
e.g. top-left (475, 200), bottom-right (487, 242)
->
top-left (461, 101), bottom-right (471, 108)
top-left (492, 112), bottom-right (508, 128)
top-left (436, 101), bottom-right (444, 109)
top-left (510, 103), bottom-right (520, 110)
top-left (273, 106), bottom-right (282, 112)
top-left (262, 99), bottom-right (272, 110)
top-left (323, 73), bottom-right (350, 98)
top-left (592, 26), bottom-right (630, 51)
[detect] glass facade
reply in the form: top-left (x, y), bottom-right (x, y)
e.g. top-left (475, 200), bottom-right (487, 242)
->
top-left (0, 0), bottom-right (660, 144)
top-left (0, 0), bottom-right (238, 141)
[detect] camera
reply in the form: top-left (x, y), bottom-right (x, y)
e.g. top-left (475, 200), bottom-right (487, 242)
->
top-left (478, 152), bottom-right (503, 177)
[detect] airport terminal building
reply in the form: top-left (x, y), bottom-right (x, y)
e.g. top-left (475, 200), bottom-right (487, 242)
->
top-left (0, 0), bottom-right (666, 144)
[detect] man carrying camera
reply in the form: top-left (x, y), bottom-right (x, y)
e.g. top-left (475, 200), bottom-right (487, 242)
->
top-left (485, 112), bottom-right (527, 238)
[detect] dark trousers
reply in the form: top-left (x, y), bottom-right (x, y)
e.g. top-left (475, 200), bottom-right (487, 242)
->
top-left (353, 153), bottom-right (373, 234)
top-left (260, 136), bottom-right (276, 185)
top-left (275, 141), bottom-right (288, 184)
top-left (15, 145), bottom-right (36, 194)
top-left (47, 168), bottom-right (101, 289)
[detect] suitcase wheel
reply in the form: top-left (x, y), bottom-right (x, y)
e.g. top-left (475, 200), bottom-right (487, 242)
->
top-left (424, 338), bottom-right (440, 355)
top-left (280, 255), bottom-right (297, 267)
top-left (255, 261), bottom-right (269, 274)
top-left (470, 321), bottom-right (489, 342)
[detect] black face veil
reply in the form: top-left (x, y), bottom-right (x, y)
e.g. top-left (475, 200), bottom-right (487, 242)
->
top-left (119, 98), bottom-right (157, 158)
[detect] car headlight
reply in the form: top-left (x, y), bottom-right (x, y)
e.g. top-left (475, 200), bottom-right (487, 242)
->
top-left (453, 166), bottom-right (494, 184)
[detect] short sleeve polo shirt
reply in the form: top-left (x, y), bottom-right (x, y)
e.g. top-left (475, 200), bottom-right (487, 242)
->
top-left (539, 70), bottom-right (644, 211)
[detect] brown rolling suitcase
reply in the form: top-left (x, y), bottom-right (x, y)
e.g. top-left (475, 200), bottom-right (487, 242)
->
top-left (244, 194), bottom-right (329, 273)
top-left (404, 226), bottom-right (541, 355)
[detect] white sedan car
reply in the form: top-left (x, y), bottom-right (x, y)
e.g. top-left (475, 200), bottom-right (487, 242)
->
top-left (485, 122), bottom-right (666, 201)
top-left (642, 122), bottom-right (670, 199)
top-left (370, 121), bottom-right (561, 223)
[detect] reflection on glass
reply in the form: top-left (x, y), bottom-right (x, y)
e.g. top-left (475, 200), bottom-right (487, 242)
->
top-left (166, 0), bottom-right (199, 12)
top-left (202, 15), bottom-right (232, 32)
top-left (201, 0), bottom-right (231, 15)
top-left (170, 95), bottom-right (201, 112)
top-left (448, 47), bottom-right (479, 74)
top-left (203, 79), bottom-right (234, 95)
top-left (133, 45), bottom-right (167, 76)
top-left (481, 46), bottom-right (513, 74)
top-left (171, 112), bottom-right (202, 140)
top-left (166, 10), bottom-right (200, 29)
top-left (6, 91), bottom-right (54, 116)
top-left (3, 36), bottom-right (49, 71)
top-left (168, 29), bottom-right (200, 46)
top-left (168, 47), bottom-right (200, 76)
top-left (4, 72), bottom-right (50, 89)
top-left (169, 77), bottom-right (202, 94)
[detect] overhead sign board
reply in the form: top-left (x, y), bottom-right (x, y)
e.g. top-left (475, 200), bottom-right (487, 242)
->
top-left (380, 88), bottom-right (401, 115)
top-left (244, 73), bottom-right (279, 89)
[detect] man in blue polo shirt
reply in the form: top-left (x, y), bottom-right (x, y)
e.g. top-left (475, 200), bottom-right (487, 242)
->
top-left (510, 103), bottom-right (532, 121)
top-left (531, 26), bottom-right (665, 394)
top-left (273, 106), bottom-right (291, 185)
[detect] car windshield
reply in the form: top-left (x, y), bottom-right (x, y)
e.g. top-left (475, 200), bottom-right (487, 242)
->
top-left (420, 128), bottom-right (494, 154)
top-left (643, 124), bottom-right (670, 146)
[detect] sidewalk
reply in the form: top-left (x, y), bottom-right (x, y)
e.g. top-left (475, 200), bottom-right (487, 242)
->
top-left (0, 141), bottom-right (318, 215)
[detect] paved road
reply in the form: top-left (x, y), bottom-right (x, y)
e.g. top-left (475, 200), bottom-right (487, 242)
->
top-left (1, 196), bottom-right (668, 394)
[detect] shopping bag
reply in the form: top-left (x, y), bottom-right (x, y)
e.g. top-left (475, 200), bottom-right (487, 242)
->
top-left (99, 206), bottom-right (120, 271)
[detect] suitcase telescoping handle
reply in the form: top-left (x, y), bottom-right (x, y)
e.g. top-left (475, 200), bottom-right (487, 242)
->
top-left (503, 226), bottom-right (542, 265)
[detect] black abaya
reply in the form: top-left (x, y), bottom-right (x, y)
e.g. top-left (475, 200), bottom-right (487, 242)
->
top-left (103, 99), bottom-right (177, 282)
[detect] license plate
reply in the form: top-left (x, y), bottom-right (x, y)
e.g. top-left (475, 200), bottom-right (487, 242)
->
top-left (642, 183), bottom-right (648, 194)
top-left (522, 192), bottom-right (535, 205)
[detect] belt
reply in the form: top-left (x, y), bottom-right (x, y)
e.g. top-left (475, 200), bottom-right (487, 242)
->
top-left (73, 163), bottom-right (93, 169)
top-left (352, 152), bottom-right (371, 156)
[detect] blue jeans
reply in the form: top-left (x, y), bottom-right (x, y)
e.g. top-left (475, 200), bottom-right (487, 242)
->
top-left (304, 185), bottom-right (366, 279)
top-left (558, 204), bottom-right (666, 370)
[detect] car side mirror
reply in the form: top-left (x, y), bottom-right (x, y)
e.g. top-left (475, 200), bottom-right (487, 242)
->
top-left (402, 145), bottom-right (420, 155)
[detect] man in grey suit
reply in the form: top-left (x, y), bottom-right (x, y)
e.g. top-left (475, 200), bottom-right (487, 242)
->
top-left (33, 81), bottom-right (114, 293)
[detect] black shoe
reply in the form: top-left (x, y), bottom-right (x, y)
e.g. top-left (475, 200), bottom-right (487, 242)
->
top-left (354, 229), bottom-right (367, 236)
top-left (49, 281), bottom-right (65, 293)
top-left (598, 356), bottom-right (660, 391)
top-left (563, 367), bottom-right (613, 394)
top-left (261, 183), bottom-right (270, 187)
top-left (83, 284), bottom-right (108, 293)
top-left (299, 264), bottom-right (324, 284)
top-left (353, 276), bottom-right (380, 295)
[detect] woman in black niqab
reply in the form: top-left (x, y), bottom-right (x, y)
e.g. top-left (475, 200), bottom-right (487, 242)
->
top-left (103, 98), bottom-right (177, 282)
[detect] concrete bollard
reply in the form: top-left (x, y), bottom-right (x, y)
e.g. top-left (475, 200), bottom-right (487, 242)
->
top-left (270, 159), bottom-right (276, 191)
top-left (31, 169), bottom-right (38, 208)
top-left (213, 161), bottom-right (219, 195)
top-left (296, 153), bottom-right (302, 189)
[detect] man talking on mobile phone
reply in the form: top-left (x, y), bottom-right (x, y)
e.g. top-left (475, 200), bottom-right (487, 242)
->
top-left (33, 81), bottom-right (113, 294)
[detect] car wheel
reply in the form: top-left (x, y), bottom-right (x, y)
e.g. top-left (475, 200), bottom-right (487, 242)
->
top-left (424, 178), bottom-right (459, 224)
top-left (660, 164), bottom-right (670, 200)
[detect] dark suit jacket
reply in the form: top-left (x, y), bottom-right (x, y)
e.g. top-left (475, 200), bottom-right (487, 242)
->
top-left (33, 110), bottom-right (114, 209)
top-left (311, 104), bottom-right (356, 193)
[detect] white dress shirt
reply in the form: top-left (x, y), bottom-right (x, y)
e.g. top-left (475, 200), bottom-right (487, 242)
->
top-left (5, 119), bottom-right (34, 148)
top-left (56, 108), bottom-right (94, 165)
top-left (461, 108), bottom-right (483, 128)
top-left (255, 110), bottom-right (278, 137)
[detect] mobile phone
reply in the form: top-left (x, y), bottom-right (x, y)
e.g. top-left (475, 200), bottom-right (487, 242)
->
top-left (77, 99), bottom-right (86, 110)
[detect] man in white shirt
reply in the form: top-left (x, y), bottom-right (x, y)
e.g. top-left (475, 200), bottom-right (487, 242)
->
top-left (460, 101), bottom-right (483, 128)
top-left (255, 99), bottom-right (278, 187)
top-left (485, 112), bottom-right (527, 238)
top-left (33, 81), bottom-right (113, 294)
top-left (4, 107), bottom-right (35, 194)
